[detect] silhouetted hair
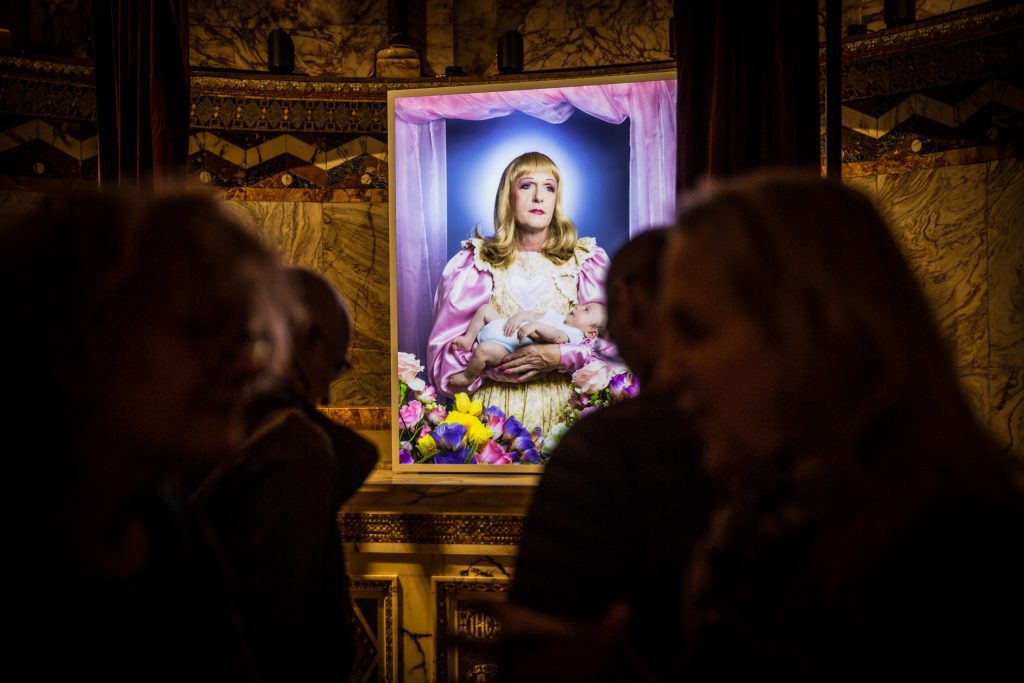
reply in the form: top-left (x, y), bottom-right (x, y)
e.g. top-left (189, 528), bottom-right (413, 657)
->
top-left (607, 228), bottom-right (669, 295)
top-left (674, 170), bottom-right (997, 485)
top-left (280, 266), bottom-right (353, 371)
top-left (477, 151), bottom-right (578, 268)
top-left (0, 189), bottom-right (281, 485)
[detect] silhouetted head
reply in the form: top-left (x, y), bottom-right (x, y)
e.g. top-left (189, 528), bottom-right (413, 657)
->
top-left (280, 266), bottom-right (353, 405)
top-left (0, 188), bottom-right (288, 484)
top-left (661, 170), bottom-right (987, 478)
top-left (604, 228), bottom-right (670, 386)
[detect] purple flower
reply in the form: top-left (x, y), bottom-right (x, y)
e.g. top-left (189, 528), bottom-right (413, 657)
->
top-left (579, 406), bottom-right (598, 419)
top-left (433, 422), bottom-right (467, 451)
top-left (482, 405), bottom-right (507, 438)
top-left (482, 405), bottom-right (506, 421)
top-left (434, 450), bottom-right (470, 464)
top-left (399, 448), bottom-right (413, 464)
top-left (501, 416), bottom-right (530, 441)
top-left (608, 372), bottom-right (639, 400)
top-left (518, 446), bottom-right (541, 464)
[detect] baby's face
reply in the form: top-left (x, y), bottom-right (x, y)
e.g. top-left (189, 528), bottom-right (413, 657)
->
top-left (565, 303), bottom-right (607, 338)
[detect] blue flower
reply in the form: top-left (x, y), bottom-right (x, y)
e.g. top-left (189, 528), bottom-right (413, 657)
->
top-left (434, 448), bottom-right (471, 465)
top-left (482, 405), bottom-right (506, 421)
top-left (432, 422), bottom-right (467, 451)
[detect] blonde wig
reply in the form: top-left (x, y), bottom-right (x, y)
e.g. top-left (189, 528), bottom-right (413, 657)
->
top-left (477, 151), bottom-right (578, 268)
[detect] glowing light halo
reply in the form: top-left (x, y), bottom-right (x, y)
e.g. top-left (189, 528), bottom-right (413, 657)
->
top-left (457, 127), bottom-right (585, 238)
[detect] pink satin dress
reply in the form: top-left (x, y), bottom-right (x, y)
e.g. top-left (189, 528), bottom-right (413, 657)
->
top-left (426, 237), bottom-right (608, 433)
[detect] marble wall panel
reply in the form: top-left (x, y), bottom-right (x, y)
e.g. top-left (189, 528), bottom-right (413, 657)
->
top-left (959, 369), bottom-right (990, 428)
top-left (421, 0), bottom-right (456, 77)
top-left (322, 202), bottom-right (391, 407)
top-left (986, 156), bottom-right (1024, 368)
top-left (291, 25), bottom-right (385, 78)
top-left (494, 0), bottom-right (671, 73)
top-left (990, 366), bottom-right (1024, 457)
top-left (229, 200), bottom-right (324, 268)
top-left (188, 0), bottom-right (299, 30)
top-left (876, 164), bottom-right (988, 369)
top-left (188, 0), bottom-right (673, 76)
top-left (189, 1), bottom-right (386, 77)
top-left (191, 24), bottom-right (273, 72)
top-left (842, 173), bottom-right (878, 202)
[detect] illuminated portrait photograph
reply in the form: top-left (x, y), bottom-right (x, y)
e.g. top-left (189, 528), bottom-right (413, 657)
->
top-left (389, 72), bottom-right (676, 471)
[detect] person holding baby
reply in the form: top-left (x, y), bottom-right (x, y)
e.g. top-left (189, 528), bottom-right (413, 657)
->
top-left (427, 151), bottom-right (609, 433)
top-left (449, 302), bottom-right (606, 388)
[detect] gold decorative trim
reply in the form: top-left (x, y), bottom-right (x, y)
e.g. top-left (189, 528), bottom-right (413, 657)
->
top-left (841, 141), bottom-right (1024, 177)
top-left (211, 187), bottom-right (388, 203)
top-left (190, 61), bottom-right (676, 100)
top-left (340, 513), bottom-right (524, 546)
top-left (321, 406), bottom-right (390, 430)
top-left (350, 576), bottom-right (400, 683)
top-left (435, 577), bottom-right (511, 683)
top-left (0, 55), bottom-right (94, 81)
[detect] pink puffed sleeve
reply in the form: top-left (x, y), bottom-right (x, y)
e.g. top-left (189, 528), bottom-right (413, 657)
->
top-left (558, 244), bottom-right (610, 373)
top-left (426, 247), bottom-right (494, 397)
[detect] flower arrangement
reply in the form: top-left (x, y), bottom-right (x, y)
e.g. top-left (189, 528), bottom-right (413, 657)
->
top-left (541, 360), bottom-right (639, 456)
top-left (396, 352), bottom-right (636, 465)
top-left (397, 352), bottom-right (543, 465)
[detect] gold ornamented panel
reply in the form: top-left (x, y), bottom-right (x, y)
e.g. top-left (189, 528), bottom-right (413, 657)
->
top-left (340, 514), bottom-right (525, 546)
top-left (350, 575), bottom-right (400, 683)
top-left (434, 577), bottom-right (511, 683)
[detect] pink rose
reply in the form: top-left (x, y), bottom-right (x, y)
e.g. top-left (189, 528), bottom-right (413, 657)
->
top-left (416, 385), bottom-right (437, 402)
top-left (572, 360), bottom-right (613, 394)
top-left (475, 440), bottom-right (512, 465)
top-left (427, 405), bottom-right (447, 425)
top-left (397, 352), bottom-right (425, 391)
top-left (399, 400), bottom-right (423, 429)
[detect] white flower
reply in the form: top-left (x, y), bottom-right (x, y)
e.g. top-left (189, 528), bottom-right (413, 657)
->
top-left (571, 359), bottom-right (612, 394)
top-left (541, 422), bottom-right (570, 456)
top-left (397, 351), bottom-right (426, 391)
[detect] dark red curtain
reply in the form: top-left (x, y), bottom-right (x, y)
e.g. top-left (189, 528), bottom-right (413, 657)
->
top-left (675, 0), bottom-right (820, 190)
top-left (92, 0), bottom-right (190, 188)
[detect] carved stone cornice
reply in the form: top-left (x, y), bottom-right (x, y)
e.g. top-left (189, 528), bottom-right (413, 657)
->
top-left (824, 2), bottom-right (1024, 99)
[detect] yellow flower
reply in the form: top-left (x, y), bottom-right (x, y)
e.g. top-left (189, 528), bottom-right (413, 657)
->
top-left (466, 421), bottom-right (494, 449)
top-left (443, 410), bottom-right (493, 450)
top-left (454, 392), bottom-right (483, 416)
top-left (417, 433), bottom-right (437, 457)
